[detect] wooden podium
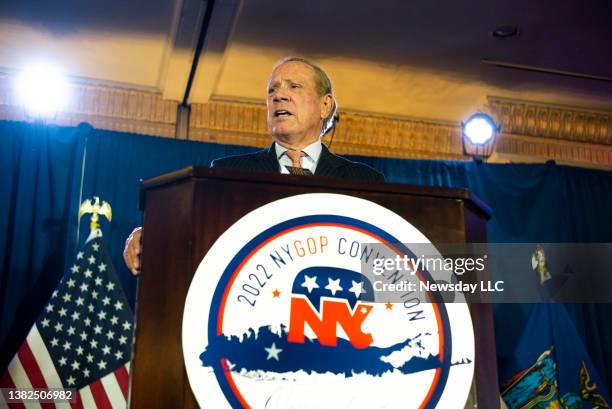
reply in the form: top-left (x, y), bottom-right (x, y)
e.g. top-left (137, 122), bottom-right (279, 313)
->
top-left (129, 167), bottom-right (498, 409)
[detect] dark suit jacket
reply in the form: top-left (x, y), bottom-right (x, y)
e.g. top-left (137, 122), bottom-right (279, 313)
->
top-left (211, 143), bottom-right (385, 182)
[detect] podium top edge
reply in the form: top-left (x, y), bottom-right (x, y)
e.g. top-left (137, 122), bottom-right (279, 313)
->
top-left (140, 166), bottom-right (492, 219)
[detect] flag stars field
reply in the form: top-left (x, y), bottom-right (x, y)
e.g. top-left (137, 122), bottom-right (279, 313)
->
top-left (2, 238), bottom-right (135, 398)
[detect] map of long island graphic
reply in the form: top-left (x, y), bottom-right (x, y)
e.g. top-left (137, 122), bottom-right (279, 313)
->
top-left (200, 325), bottom-right (471, 377)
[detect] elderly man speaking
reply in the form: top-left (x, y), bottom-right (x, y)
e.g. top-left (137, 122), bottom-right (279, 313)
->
top-left (123, 57), bottom-right (384, 275)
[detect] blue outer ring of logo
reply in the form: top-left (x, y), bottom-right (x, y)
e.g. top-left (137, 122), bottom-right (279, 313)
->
top-left (207, 215), bottom-right (452, 409)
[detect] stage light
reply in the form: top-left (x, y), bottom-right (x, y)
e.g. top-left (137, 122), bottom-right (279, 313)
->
top-left (461, 113), bottom-right (500, 160)
top-left (15, 63), bottom-right (70, 117)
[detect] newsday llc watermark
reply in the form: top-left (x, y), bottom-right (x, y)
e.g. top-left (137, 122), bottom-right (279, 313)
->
top-left (372, 254), bottom-right (502, 294)
top-left (359, 243), bottom-right (612, 303)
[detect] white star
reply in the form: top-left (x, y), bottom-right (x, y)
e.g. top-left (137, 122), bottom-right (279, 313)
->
top-left (41, 318), bottom-right (50, 328)
top-left (122, 321), bottom-right (131, 331)
top-left (98, 360), bottom-right (107, 370)
top-left (50, 338), bottom-right (59, 347)
top-left (115, 351), bottom-right (124, 360)
top-left (71, 311), bottom-right (80, 321)
top-left (92, 243), bottom-right (99, 252)
top-left (80, 283), bottom-right (89, 292)
top-left (71, 360), bottom-right (80, 370)
top-left (67, 326), bottom-right (76, 336)
top-left (94, 277), bottom-right (103, 286)
top-left (84, 269), bottom-right (93, 278)
top-left (51, 290), bottom-right (58, 298)
top-left (94, 325), bottom-right (103, 334)
top-left (102, 345), bottom-right (111, 355)
top-left (76, 346), bottom-right (84, 356)
top-left (106, 330), bottom-right (115, 340)
top-left (62, 341), bottom-right (71, 351)
top-left (83, 368), bottom-right (90, 378)
top-left (349, 281), bottom-right (365, 298)
top-left (54, 323), bottom-right (63, 332)
top-left (88, 255), bottom-right (96, 264)
top-left (265, 342), bottom-right (283, 361)
top-left (114, 301), bottom-right (123, 311)
top-left (71, 265), bottom-right (80, 274)
top-left (58, 356), bottom-right (67, 366)
top-left (110, 316), bottom-right (119, 325)
top-left (84, 318), bottom-right (91, 327)
top-left (325, 278), bottom-right (343, 295)
top-left (86, 353), bottom-right (94, 363)
top-left (90, 340), bottom-right (98, 349)
top-left (67, 279), bottom-right (76, 288)
top-left (45, 304), bottom-right (54, 313)
top-left (106, 282), bottom-right (115, 291)
top-left (75, 297), bottom-right (84, 306)
top-left (301, 275), bottom-right (319, 293)
top-left (58, 307), bottom-right (67, 317)
top-left (88, 304), bottom-right (95, 313)
top-left (80, 332), bottom-right (88, 341)
top-left (102, 296), bottom-right (110, 306)
top-left (91, 291), bottom-right (98, 299)
top-left (98, 311), bottom-right (107, 320)
top-left (66, 376), bottom-right (76, 386)
top-left (118, 335), bottom-right (128, 345)
top-left (77, 252), bottom-right (84, 260)
top-left (99, 263), bottom-right (107, 272)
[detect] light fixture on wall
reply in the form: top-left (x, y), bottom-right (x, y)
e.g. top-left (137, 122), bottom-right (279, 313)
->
top-left (461, 112), bottom-right (500, 161)
top-left (14, 62), bottom-right (71, 119)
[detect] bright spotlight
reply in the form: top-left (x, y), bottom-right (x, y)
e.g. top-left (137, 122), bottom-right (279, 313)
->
top-left (461, 113), bottom-right (499, 160)
top-left (15, 63), bottom-right (70, 117)
top-left (462, 113), bottom-right (497, 145)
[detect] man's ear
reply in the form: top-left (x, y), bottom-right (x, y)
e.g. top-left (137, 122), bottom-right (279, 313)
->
top-left (320, 94), bottom-right (334, 119)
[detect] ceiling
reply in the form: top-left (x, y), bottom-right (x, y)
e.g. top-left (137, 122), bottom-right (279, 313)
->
top-left (0, 0), bottom-right (611, 124)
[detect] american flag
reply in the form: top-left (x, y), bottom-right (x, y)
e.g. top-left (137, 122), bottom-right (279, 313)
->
top-left (0, 237), bottom-right (134, 408)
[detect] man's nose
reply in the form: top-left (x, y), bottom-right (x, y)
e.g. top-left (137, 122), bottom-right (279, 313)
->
top-left (273, 89), bottom-right (290, 101)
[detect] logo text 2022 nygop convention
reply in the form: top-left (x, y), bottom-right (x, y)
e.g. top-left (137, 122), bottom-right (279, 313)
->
top-left (183, 194), bottom-right (475, 409)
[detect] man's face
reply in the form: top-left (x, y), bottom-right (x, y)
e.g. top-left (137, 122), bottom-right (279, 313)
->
top-left (266, 61), bottom-right (331, 145)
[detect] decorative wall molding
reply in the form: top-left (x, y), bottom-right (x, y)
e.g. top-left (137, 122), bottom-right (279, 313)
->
top-left (1, 73), bottom-right (611, 168)
top-left (190, 99), bottom-right (612, 167)
top-left (487, 96), bottom-right (612, 146)
top-left (0, 74), bottom-right (178, 137)
top-left (189, 101), bottom-right (466, 160)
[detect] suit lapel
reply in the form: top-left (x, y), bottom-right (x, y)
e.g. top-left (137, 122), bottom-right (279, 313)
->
top-left (255, 144), bottom-right (281, 172)
top-left (314, 144), bottom-right (344, 177)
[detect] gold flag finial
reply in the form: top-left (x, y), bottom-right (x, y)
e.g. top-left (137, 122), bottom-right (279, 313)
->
top-left (79, 197), bottom-right (112, 235)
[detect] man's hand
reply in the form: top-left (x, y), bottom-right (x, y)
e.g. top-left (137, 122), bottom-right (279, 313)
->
top-left (123, 227), bottom-right (143, 276)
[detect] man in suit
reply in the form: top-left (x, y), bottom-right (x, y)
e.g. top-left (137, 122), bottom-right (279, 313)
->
top-left (123, 57), bottom-right (384, 274)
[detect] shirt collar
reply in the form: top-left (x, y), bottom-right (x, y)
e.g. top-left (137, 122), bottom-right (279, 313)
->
top-left (274, 139), bottom-right (322, 162)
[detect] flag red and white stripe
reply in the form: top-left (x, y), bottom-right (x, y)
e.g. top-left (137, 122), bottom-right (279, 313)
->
top-left (1, 237), bottom-right (133, 409)
top-left (1, 326), bottom-right (129, 409)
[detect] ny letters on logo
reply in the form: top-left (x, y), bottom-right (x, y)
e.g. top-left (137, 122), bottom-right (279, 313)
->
top-left (287, 298), bottom-right (373, 349)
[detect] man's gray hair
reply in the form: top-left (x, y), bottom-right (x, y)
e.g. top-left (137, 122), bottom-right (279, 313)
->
top-left (273, 56), bottom-right (338, 135)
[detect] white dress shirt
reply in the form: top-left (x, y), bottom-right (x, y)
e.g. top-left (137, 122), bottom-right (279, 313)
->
top-left (275, 140), bottom-right (323, 174)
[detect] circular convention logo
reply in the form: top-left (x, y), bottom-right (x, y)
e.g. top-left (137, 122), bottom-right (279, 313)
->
top-left (183, 193), bottom-right (474, 409)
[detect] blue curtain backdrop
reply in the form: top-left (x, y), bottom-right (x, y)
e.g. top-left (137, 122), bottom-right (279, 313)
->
top-left (1, 119), bottom-right (611, 390)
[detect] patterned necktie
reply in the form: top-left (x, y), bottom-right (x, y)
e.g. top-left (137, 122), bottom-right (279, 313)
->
top-left (285, 150), bottom-right (305, 168)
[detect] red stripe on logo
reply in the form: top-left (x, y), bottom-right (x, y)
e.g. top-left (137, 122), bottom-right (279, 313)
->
top-left (89, 379), bottom-right (113, 409)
